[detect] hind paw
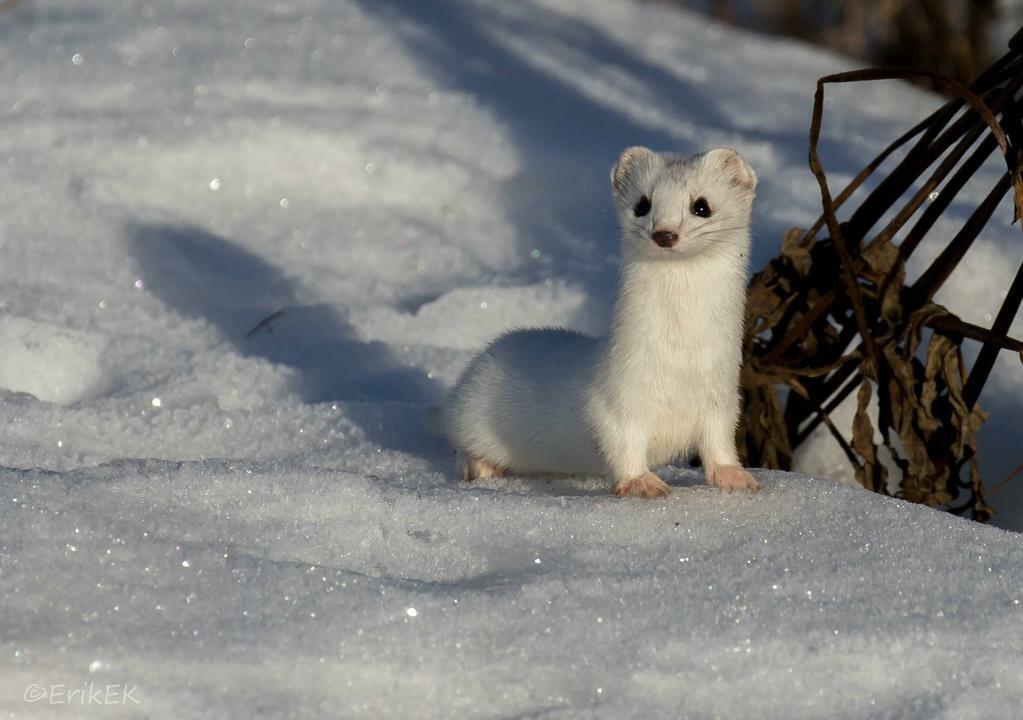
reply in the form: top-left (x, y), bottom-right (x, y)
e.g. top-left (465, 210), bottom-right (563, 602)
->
top-left (460, 456), bottom-right (504, 482)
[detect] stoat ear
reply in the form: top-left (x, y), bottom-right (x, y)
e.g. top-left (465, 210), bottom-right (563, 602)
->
top-left (610, 146), bottom-right (655, 197)
top-left (705, 148), bottom-right (757, 192)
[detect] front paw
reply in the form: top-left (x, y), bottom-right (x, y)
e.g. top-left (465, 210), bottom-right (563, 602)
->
top-left (707, 465), bottom-right (759, 493)
top-left (611, 472), bottom-right (671, 498)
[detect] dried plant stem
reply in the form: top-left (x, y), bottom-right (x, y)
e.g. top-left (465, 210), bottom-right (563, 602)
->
top-left (742, 33), bottom-right (1023, 521)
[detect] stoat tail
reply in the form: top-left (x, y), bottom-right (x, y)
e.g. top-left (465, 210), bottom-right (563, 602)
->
top-left (422, 405), bottom-right (447, 437)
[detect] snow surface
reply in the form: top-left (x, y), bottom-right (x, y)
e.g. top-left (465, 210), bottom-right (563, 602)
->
top-left (1, 0), bottom-right (1022, 717)
top-left (4, 463), bottom-right (1023, 719)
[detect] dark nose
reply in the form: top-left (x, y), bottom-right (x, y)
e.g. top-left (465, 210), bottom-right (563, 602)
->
top-left (652, 230), bottom-right (679, 248)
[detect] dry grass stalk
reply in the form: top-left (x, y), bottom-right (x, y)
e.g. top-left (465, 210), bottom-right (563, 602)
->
top-left (739, 29), bottom-right (1023, 521)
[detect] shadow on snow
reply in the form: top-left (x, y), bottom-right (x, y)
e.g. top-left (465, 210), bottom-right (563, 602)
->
top-left (126, 221), bottom-right (449, 466)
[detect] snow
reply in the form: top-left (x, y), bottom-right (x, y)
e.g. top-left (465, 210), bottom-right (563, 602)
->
top-left (1, 0), bottom-right (1022, 716)
top-left (4, 463), bottom-right (1023, 718)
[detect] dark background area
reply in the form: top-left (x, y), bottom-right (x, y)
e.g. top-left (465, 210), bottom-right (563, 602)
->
top-left (658, 0), bottom-right (1021, 92)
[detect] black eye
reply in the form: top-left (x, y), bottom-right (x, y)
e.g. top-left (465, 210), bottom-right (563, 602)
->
top-left (691, 197), bottom-right (712, 218)
top-left (633, 195), bottom-right (651, 217)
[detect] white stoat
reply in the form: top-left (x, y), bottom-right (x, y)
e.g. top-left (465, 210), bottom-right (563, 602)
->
top-left (442, 146), bottom-right (759, 498)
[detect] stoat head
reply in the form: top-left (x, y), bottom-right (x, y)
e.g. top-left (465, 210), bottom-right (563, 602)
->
top-left (610, 146), bottom-right (757, 262)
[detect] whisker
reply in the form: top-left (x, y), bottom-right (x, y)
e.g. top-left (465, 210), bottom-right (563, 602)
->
top-left (694, 228), bottom-right (749, 238)
top-left (695, 225), bottom-right (748, 233)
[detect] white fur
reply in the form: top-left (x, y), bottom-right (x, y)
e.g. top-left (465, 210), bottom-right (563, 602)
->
top-left (442, 147), bottom-right (757, 493)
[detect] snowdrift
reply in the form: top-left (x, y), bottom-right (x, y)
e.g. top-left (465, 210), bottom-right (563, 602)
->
top-left (3, 462), bottom-right (1022, 718)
